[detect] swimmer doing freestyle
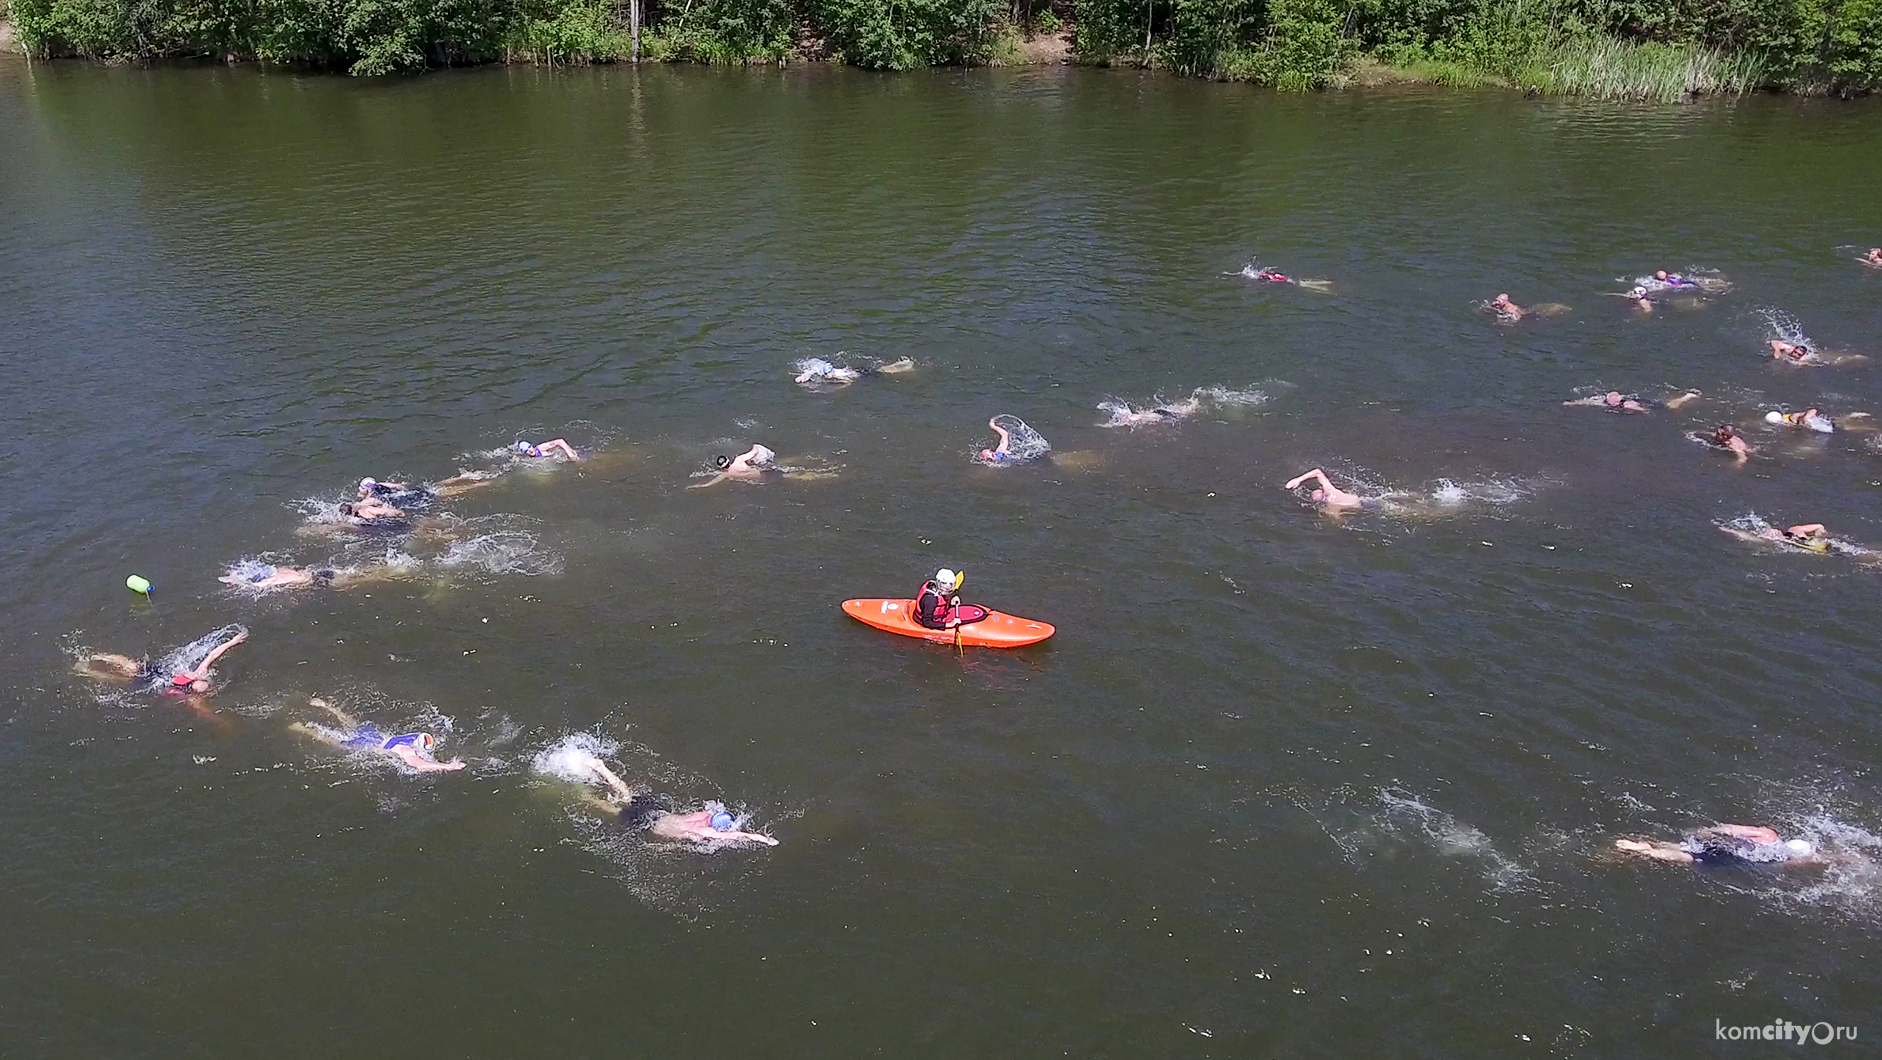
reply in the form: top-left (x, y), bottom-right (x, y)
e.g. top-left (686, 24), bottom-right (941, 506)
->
top-left (78, 627), bottom-right (248, 696)
top-left (576, 751), bottom-right (778, 847)
top-left (1614, 824), bottom-right (1825, 868)
top-left (221, 563), bottom-right (345, 590)
top-left (291, 698), bottom-right (465, 772)
top-left (1857, 248), bottom-right (1881, 269)
top-left (1285, 468), bottom-right (1372, 512)
top-left (1098, 395), bottom-right (1202, 427)
top-left (1564, 390), bottom-right (1700, 414)
top-left (795, 357), bottom-right (915, 387)
top-left (977, 416), bottom-right (1050, 465)
top-left (1710, 425), bottom-right (1753, 464)
top-left (356, 470), bottom-right (500, 510)
top-left (513, 438), bottom-right (581, 461)
top-left (687, 444), bottom-right (780, 489)
top-left (1764, 407), bottom-right (1836, 434)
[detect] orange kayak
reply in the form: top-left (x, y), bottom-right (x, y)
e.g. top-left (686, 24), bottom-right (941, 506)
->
top-left (841, 598), bottom-right (1055, 648)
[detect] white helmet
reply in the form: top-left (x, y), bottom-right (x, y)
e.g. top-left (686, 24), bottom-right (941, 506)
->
top-left (934, 568), bottom-right (961, 592)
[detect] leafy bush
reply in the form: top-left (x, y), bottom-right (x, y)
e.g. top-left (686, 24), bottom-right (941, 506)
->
top-left (811, 0), bottom-right (1005, 67)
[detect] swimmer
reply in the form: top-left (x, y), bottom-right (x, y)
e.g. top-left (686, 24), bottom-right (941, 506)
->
top-left (1720, 519), bottom-right (1831, 552)
top-left (977, 416), bottom-right (1052, 465)
top-left (795, 357), bottom-right (916, 387)
top-left (1235, 264), bottom-right (1332, 291)
top-left (912, 568), bottom-right (990, 630)
top-left (293, 698), bottom-right (465, 772)
top-left (1764, 408), bottom-right (1836, 434)
top-left (577, 752), bottom-right (778, 847)
top-left (687, 444), bottom-right (781, 489)
top-left (1858, 248), bottom-right (1881, 268)
top-left (1770, 339), bottom-right (1815, 363)
top-left (357, 471), bottom-right (498, 508)
top-left (77, 627), bottom-right (248, 696)
top-left (1710, 425), bottom-right (1753, 463)
top-left (219, 560), bottom-right (405, 592)
top-left (220, 563), bottom-right (342, 590)
top-left (1488, 294), bottom-right (1524, 322)
top-left (1563, 390), bottom-right (1700, 414)
top-left (1613, 824), bottom-right (1822, 868)
top-left (335, 503), bottom-right (416, 536)
top-left (345, 496), bottom-right (407, 521)
top-left (1098, 395), bottom-right (1203, 427)
top-left (514, 438), bottom-right (581, 461)
top-left (1284, 468), bottom-right (1371, 511)
top-left (1769, 339), bottom-right (1867, 366)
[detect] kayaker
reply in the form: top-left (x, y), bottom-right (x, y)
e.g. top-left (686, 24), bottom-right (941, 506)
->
top-left (914, 569), bottom-right (989, 630)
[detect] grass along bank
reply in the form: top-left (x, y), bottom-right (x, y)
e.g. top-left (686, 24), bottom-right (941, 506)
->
top-left (4, 0), bottom-right (1877, 97)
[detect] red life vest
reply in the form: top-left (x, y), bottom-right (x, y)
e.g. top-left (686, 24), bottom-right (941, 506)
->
top-left (914, 581), bottom-right (955, 629)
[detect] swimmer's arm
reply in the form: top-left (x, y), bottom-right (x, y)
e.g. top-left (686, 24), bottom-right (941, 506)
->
top-left (1704, 824), bottom-right (1776, 840)
top-left (987, 421), bottom-right (1012, 454)
top-left (1664, 391), bottom-right (1701, 409)
top-left (537, 439), bottom-right (581, 461)
top-left (686, 473), bottom-right (731, 490)
top-left (588, 758), bottom-right (636, 800)
top-left (1787, 524), bottom-right (1827, 537)
top-left (184, 631), bottom-right (248, 680)
top-left (392, 746), bottom-right (465, 772)
top-left (722, 830), bottom-right (779, 846)
top-left (1284, 469), bottom-right (1332, 492)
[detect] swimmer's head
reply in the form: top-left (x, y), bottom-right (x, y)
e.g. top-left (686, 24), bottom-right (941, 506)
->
top-left (1713, 425), bottom-right (1736, 445)
top-left (1310, 488), bottom-right (1327, 501)
top-left (358, 477), bottom-right (377, 495)
top-left (1604, 391), bottom-right (1624, 406)
top-left (709, 811), bottom-right (736, 832)
top-left (1493, 293), bottom-right (1510, 304)
top-left (172, 674), bottom-right (209, 693)
top-left (1630, 286), bottom-right (1649, 299)
top-left (338, 503), bottom-right (356, 517)
top-left (515, 440), bottom-right (538, 455)
top-left (1785, 839), bottom-right (1815, 858)
top-left (978, 449), bottom-right (995, 462)
top-left (713, 455), bottom-right (730, 470)
top-left (934, 569), bottom-right (962, 593)
top-left (1765, 411), bottom-right (1786, 425)
top-left (1655, 270), bottom-right (1669, 280)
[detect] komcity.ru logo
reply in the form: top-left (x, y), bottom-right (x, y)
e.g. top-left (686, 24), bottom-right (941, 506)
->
top-left (1716, 1019), bottom-right (1858, 1044)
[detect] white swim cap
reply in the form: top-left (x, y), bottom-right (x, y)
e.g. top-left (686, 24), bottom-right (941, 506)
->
top-left (360, 477), bottom-right (376, 488)
top-left (1785, 839), bottom-right (1815, 857)
top-left (1765, 411), bottom-right (1785, 425)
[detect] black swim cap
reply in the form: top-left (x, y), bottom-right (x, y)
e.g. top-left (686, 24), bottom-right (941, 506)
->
top-left (713, 455), bottom-right (730, 470)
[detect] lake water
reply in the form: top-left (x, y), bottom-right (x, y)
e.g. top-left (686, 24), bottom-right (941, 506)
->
top-left (2, 57), bottom-right (1880, 1057)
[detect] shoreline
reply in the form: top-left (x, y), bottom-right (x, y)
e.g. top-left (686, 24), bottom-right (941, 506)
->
top-left (0, 28), bottom-right (1864, 102)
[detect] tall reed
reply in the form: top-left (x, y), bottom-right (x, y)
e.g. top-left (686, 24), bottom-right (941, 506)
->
top-left (1529, 37), bottom-right (1765, 102)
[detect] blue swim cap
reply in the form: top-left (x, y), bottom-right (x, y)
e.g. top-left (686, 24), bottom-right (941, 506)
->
top-left (515, 441), bottom-right (534, 453)
top-left (709, 811), bottom-right (735, 832)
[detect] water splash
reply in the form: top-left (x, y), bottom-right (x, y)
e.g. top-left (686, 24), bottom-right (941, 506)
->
top-left (434, 530), bottom-right (562, 577)
top-left (982, 414), bottom-right (1051, 462)
top-left (532, 731), bottom-right (620, 783)
top-left (1375, 788), bottom-right (1533, 890)
top-left (1753, 306), bottom-right (1812, 346)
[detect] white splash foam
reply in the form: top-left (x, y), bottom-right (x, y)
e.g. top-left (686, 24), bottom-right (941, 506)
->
top-left (533, 732), bottom-right (620, 784)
